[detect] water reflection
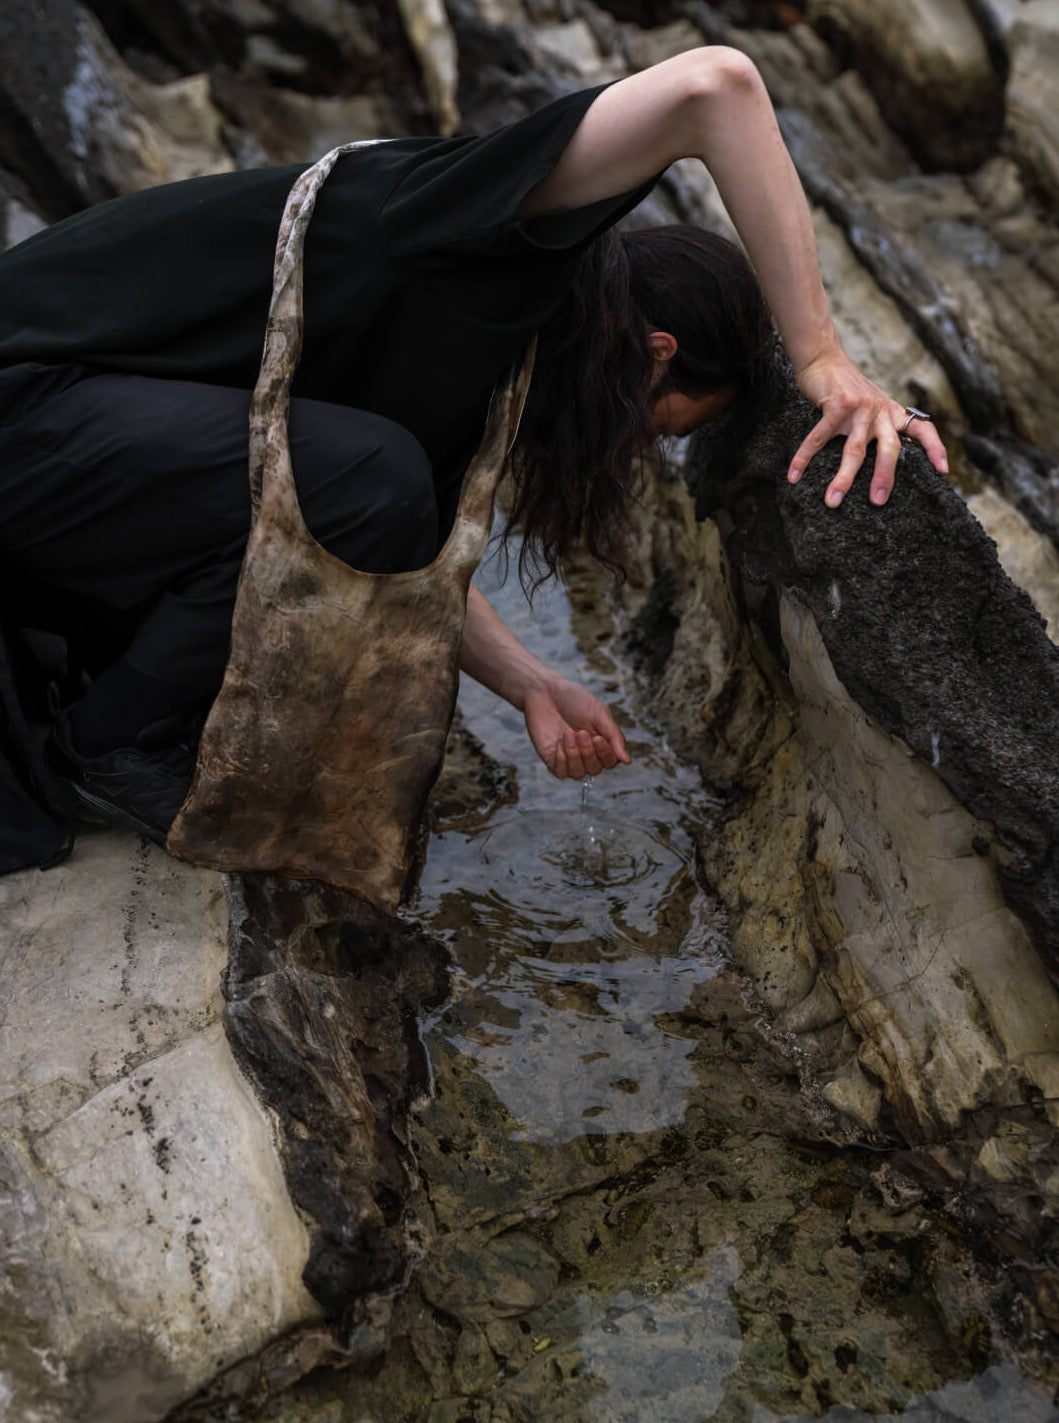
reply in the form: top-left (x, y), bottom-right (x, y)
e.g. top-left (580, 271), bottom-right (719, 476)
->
top-left (396, 548), bottom-right (1059, 1423)
top-left (443, 948), bottom-right (717, 1142)
top-left (577, 1256), bottom-right (1057, 1423)
top-left (577, 1246), bottom-right (743, 1423)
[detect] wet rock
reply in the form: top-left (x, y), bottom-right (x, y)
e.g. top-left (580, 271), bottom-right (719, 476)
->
top-left (418, 1231), bottom-right (560, 1321)
top-left (260, 955), bottom-right (1047, 1421)
top-left (0, 0), bottom-right (232, 220)
top-left (221, 876), bottom-right (451, 1332)
top-left (782, 110), bottom-right (1059, 455)
top-left (965, 431), bottom-right (1059, 550)
top-left (426, 710), bottom-right (518, 832)
top-left (1005, 0), bottom-right (1059, 208)
top-left (805, 0), bottom-right (1004, 170)
top-left (611, 368), bottom-right (1059, 1321)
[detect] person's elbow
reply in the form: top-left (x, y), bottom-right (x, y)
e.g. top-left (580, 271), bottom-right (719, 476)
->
top-left (675, 45), bottom-right (765, 112)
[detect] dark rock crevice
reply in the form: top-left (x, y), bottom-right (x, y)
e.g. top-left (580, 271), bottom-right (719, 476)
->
top-left (223, 877), bottom-right (451, 1341)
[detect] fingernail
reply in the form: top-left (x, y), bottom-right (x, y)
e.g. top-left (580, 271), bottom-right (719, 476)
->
top-left (870, 486), bottom-right (887, 505)
top-left (940, 458), bottom-right (949, 473)
top-left (826, 489), bottom-right (843, 508)
top-left (788, 467), bottom-right (801, 483)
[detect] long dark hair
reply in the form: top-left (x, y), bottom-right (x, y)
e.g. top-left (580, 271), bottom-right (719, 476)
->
top-left (508, 224), bottom-right (775, 586)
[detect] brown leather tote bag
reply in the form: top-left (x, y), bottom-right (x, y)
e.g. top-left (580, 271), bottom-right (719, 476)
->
top-left (167, 142), bottom-right (534, 911)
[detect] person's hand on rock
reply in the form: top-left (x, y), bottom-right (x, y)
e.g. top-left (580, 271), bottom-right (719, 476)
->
top-left (787, 345), bottom-right (950, 508)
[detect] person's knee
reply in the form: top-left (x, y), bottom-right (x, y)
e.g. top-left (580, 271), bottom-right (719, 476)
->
top-left (294, 408), bottom-right (438, 574)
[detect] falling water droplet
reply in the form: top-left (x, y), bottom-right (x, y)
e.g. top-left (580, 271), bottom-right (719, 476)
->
top-left (581, 775), bottom-right (598, 847)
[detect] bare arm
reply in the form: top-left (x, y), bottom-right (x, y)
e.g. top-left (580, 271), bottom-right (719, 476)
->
top-left (521, 48), bottom-right (948, 506)
top-left (460, 585), bottom-right (630, 779)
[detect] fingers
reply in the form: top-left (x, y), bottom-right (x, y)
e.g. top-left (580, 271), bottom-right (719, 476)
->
top-left (550, 729), bottom-right (626, 780)
top-left (587, 705), bottom-right (632, 766)
top-left (867, 419), bottom-right (903, 507)
top-left (909, 416), bottom-right (949, 476)
top-left (562, 729), bottom-right (605, 779)
top-left (822, 411), bottom-right (872, 508)
top-left (791, 403), bottom-right (951, 509)
top-left (787, 406), bottom-right (845, 486)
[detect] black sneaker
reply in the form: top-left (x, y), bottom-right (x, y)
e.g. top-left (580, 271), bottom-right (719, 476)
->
top-left (47, 713), bottom-right (198, 847)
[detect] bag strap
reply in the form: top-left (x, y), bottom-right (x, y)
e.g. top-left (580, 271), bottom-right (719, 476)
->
top-left (249, 139), bottom-right (384, 523)
top-left (250, 140), bottom-right (535, 571)
top-left (432, 337), bottom-right (536, 579)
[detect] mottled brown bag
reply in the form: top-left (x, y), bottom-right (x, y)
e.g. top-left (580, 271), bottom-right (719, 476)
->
top-left (167, 142), bottom-right (533, 911)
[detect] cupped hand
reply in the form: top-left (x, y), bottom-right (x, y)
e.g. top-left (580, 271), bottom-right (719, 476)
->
top-left (787, 347), bottom-right (949, 507)
top-left (522, 676), bottom-right (632, 780)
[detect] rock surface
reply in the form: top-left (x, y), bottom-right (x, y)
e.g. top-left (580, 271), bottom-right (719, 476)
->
top-left (806, 0), bottom-right (1004, 170)
top-left (0, 835), bottom-right (320, 1423)
top-left (3, 0), bottom-right (1059, 1412)
top-left (614, 374), bottom-right (1059, 1342)
top-left (695, 372), bottom-right (1059, 968)
top-left (0, 0), bottom-right (232, 219)
top-left (1006, 0), bottom-right (1059, 208)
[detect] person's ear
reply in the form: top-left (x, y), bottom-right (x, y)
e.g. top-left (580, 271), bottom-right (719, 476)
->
top-left (648, 331), bottom-right (678, 365)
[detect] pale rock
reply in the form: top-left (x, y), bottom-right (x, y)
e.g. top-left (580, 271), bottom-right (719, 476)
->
top-left (63, 9), bottom-right (234, 195)
top-left (526, 20), bottom-right (625, 83)
top-left (622, 18), bottom-right (704, 71)
top-left (467, 0), bottom-right (529, 27)
top-left (245, 32), bottom-right (310, 77)
top-left (0, 198), bottom-right (46, 251)
top-left (732, 23), bottom-right (914, 181)
top-left (396, 0), bottom-right (461, 136)
top-left (213, 77), bottom-right (391, 164)
top-left (853, 172), bottom-right (1059, 456)
top-left (226, 0), bottom-right (275, 26)
top-left (1006, 0), bottom-right (1059, 207)
top-left (0, 835), bottom-right (320, 1423)
top-left (813, 207), bottom-right (961, 421)
top-left (820, 1061), bottom-right (884, 1129)
top-left (965, 154), bottom-right (1028, 218)
top-left (967, 486), bottom-right (1059, 639)
top-left (806, 0), bottom-right (1004, 168)
top-left (971, 0), bottom-right (1024, 43)
top-left (976, 1130), bottom-right (1030, 1182)
top-left (780, 596), bottom-right (1059, 1135)
top-left (658, 158), bottom-right (738, 240)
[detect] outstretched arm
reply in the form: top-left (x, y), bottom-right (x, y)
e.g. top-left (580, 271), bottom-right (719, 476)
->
top-left (459, 585), bottom-right (631, 779)
top-left (521, 47), bottom-right (948, 506)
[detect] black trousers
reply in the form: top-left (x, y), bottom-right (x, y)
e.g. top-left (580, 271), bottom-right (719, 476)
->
top-left (0, 363), bottom-right (439, 711)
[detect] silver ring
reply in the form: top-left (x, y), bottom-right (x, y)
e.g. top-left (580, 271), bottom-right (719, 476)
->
top-left (902, 406), bottom-right (931, 435)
